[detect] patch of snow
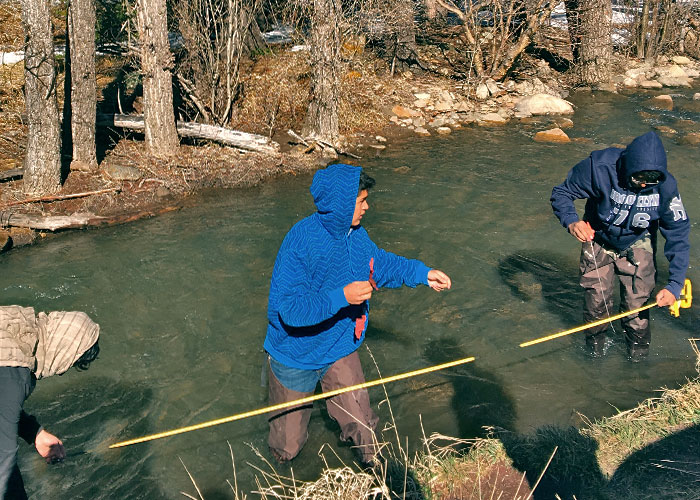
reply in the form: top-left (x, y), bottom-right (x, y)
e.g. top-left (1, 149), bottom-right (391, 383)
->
top-left (0, 51), bottom-right (24, 65)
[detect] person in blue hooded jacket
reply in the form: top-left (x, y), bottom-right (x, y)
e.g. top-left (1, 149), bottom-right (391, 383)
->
top-left (551, 131), bottom-right (690, 360)
top-left (263, 163), bottom-right (451, 465)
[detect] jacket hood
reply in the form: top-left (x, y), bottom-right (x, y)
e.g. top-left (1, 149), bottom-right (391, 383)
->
top-left (35, 311), bottom-right (100, 379)
top-left (619, 131), bottom-right (668, 185)
top-left (310, 164), bottom-right (361, 238)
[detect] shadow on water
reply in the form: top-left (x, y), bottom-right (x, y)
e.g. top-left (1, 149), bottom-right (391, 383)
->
top-left (423, 337), bottom-right (517, 437)
top-left (499, 250), bottom-right (581, 328)
top-left (491, 421), bottom-right (700, 500)
top-left (20, 377), bottom-right (171, 499)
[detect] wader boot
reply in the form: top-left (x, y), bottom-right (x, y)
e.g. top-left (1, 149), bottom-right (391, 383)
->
top-left (585, 329), bottom-right (608, 357)
top-left (625, 325), bottom-right (651, 362)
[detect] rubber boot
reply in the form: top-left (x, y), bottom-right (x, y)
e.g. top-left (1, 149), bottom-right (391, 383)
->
top-left (625, 325), bottom-right (651, 362)
top-left (585, 330), bottom-right (608, 357)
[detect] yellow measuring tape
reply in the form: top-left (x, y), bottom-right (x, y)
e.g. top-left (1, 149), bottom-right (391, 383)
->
top-left (109, 355), bottom-right (476, 449)
top-left (521, 279), bottom-right (693, 348)
top-left (110, 280), bottom-right (693, 449)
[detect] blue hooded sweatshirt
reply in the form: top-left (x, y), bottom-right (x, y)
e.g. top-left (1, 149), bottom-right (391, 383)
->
top-left (264, 164), bottom-right (431, 370)
top-left (551, 131), bottom-right (690, 298)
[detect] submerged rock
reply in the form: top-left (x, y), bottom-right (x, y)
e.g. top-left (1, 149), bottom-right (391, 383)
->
top-left (679, 132), bottom-right (700, 145)
top-left (651, 95), bottom-right (673, 110)
top-left (534, 127), bottom-right (570, 143)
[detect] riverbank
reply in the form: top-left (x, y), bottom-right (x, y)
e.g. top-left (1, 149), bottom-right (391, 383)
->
top-left (239, 341), bottom-right (700, 499)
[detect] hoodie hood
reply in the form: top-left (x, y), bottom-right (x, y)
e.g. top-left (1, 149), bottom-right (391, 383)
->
top-left (619, 131), bottom-right (668, 186)
top-left (35, 311), bottom-right (99, 379)
top-left (310, 163), bottom-right (361, 238)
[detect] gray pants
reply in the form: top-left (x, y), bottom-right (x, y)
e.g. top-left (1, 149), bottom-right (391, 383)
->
top-left (267, 351), bottom-right (379, 464)
top-left (579, 239), bottom-right (656, 353)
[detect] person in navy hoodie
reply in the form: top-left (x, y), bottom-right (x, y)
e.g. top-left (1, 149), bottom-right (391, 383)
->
top-left (551, 131), bottom-right (690, 360)
top-left (263, 163), bottom-right (451, 466)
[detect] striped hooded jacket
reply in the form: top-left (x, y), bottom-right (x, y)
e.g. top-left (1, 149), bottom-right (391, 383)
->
top-left (264, 164), bottom-right (431, 370)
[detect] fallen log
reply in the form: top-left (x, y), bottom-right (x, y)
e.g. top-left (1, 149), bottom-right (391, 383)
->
top-left (0, 212), bottom-right (106, 231)
top-left (98, 114), bottom-right (280, 155)
top-left (0, 206), bottom-right (181, 232)
top-left (0, 168), bottom-right (23, 181)
top-left (1, 187), bottom-right (121, 208)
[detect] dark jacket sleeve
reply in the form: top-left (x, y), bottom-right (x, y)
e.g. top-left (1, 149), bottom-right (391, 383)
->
top-left (551, 156), bottom-right (598, 229)
top-left (658, 179), bottom-right (690, 298)
top-left (18, 411), bottom-right (41, 445)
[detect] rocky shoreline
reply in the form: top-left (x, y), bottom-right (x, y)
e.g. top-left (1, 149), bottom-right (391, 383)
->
top-left (378, 55), bottom-right (700, 146)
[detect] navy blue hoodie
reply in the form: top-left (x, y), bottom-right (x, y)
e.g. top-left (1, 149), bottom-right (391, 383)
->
top-left (551, 132), bottom-right (690, 298)
top-left (264, 164), bottom-right (430, 370)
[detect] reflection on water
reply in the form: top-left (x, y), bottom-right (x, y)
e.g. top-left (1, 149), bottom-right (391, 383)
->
top-left (2, 85), bottom-right (699, 498)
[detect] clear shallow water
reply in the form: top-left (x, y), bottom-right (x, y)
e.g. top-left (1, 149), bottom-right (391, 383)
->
top-left (2, 85), bottom-right (699, 498)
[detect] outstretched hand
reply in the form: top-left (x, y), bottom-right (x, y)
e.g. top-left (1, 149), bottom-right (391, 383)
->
top-left (428, 270), bottom-right (451, 292)
top-left (35, 429), bottom-right (65, 464)
top-left (568, 221), bottom-right (595, 242)
top-left (656, 288), bottom-right (676, 307)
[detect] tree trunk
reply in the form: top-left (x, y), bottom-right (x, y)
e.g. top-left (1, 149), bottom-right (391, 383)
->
top-left (565, 0), bottom-right (612, 85)
top-left (20, 0), bottom-right (61, 195)
top-left (302, 0), bottom-right (341, 145)
top-left (390, 0), bottom-right (420, 73)
top-left (637, 0), bottom-right (650, 58)
top-left (67, 0), bottom-right (97, 171)
top-left (424, 0), bottom-right (439, 19)
top-left (136, 0), bottom-right (179, 155)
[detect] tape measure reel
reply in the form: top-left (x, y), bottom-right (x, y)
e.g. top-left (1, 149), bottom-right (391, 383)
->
top-left (669, 279), bottom-right (692, 318)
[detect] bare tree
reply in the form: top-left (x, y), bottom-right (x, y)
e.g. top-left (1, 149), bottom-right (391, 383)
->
top-left (634, 0), bottom-right (684, 60)
top-left (136, 0), bottom-right (179, 154)
top-left (436, 0), bottom-right (556, 81)
top-left (65, 0), bottom-right (98, 172)
top-left (175, 0), bottom-right (262, 126)
top-left (564, 0), bottom-right (612, 84)
top-left (20, 0), bottom-right (61, 195)
top-left (302, 0), bottom-right (341, 145)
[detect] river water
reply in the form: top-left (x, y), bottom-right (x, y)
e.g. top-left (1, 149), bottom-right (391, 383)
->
top-left (2, 86), bottom-right (699, 498)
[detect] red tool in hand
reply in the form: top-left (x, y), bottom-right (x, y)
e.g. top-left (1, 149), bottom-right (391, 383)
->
top-left (355, 258), bottom-right (378, 340)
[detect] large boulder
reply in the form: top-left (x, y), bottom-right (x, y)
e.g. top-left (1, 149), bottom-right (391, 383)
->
top-left (515, 94), bottom-right (574, 116)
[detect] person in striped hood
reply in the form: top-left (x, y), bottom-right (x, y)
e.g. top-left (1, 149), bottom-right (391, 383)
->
top-left (263, 163), bottom-right (451, 466)
top-left (0, 306), bottom-right (100, 499)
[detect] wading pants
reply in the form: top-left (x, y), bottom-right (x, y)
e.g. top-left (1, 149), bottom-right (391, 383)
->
top-left (579, 238), bottom-right (656, 355)
top-left (267, 350), bottom-right (379, 464)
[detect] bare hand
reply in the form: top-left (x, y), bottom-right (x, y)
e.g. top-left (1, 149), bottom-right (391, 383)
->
top-left (344, 281), bottom-right (374, 304)
top-left (568, 221), bottom-right (595, 242)
top-left (35, 429), bottom-right (65, 464)
top-left (428, 270), bottom-right (452, 292)
top-left (656, 288), bottom-right (676, 307)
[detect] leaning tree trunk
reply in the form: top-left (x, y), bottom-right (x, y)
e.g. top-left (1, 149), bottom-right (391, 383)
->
top-left (565, 0), bottom-right (612, 85)
top-left (20, 0), bottom-right (61, 195)
top-left (66, 0), bottom-right (97, 172)
top-left (136, 0), bottom-right (179, 155)
top-left (302, 0), bottom-right (341, 145)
